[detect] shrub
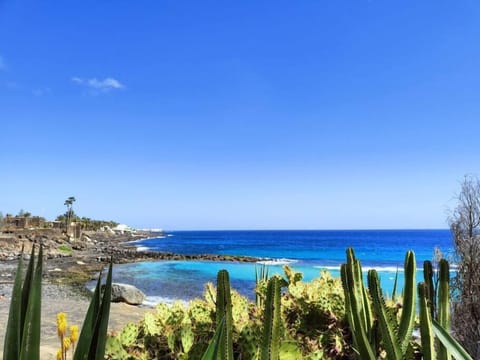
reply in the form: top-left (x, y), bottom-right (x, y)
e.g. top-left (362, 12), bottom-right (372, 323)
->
top-left (105, 266), bottom-right (351, 359)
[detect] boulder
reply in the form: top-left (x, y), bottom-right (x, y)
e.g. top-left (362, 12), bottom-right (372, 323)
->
top-left (108, 283), bottom-right (146, 305)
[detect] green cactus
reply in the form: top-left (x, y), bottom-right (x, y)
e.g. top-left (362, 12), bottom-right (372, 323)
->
top-left (181, 321), bottom-right (194, 354)
top-left (437, 259), bottom-right (450, 360)
top-left (119, 323), bottom-right (139, 347)
top-left (340, 249), bottom-right (376, 359)
top-left (238, 326), bottom-right (259, 359)
top-left (342, 248), bottom-right (416, 360)
top-left (419, 282), bottom-right (435, 360)
top-left (260, 276), bottom-right (282, 360)
top-left (367, 270), bottom-right (402, 360)
top-left (215, 269), bottom-right (234, 360)
top-left (343, 248), bottom-right (474, 360)
top-left (143, 312), bottom-right (161, 336)
top-left (397, 250), bottom-right (417, 354)
top-left (255, 264), bottom-right (270, 307)
top-left (423, 260), bottom-right (435, 317)
top-left (105, 336), bottom-right (129, 360)
top-left (422, 258), bottom-right (451, 360)
top-left (391, 267), bottom-right (399, 302)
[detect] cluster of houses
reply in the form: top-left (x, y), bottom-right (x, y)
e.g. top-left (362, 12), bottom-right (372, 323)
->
top-left (0, 214), bottom-right (50, 232)
top-left (0, 214), bottom-right (134, 237)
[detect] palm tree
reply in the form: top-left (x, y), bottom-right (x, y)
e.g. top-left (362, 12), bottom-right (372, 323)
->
top-left (64, 196), bottom-right (76, 231)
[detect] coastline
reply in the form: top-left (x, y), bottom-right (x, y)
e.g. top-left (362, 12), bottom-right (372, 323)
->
top-left (0, 229), bottom-right (261, 294)
top-left (0, 229), bottom-right (453, 358)
top-left (0, 230), bottom-right (261, 358)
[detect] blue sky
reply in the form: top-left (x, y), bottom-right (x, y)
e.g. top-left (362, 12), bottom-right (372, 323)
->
top-left (1, 1), bottom-right (479, 230)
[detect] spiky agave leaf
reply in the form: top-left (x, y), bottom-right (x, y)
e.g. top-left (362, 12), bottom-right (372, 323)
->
top-left (88, 260), bottom-right (113, 360)
top-left (20, 246), bottom-right (36, 338)
top-left (433, 320), bottom-right (473, 360)
top-left (201, 317), bottom-right (225, 360)
top-left (73, 272), bottom-right (102, 359)
top-left (3, 247), bottom-right (25, 359)
top-left (74, 260), bottom-right (113, 360)
top-left (19, 245), bottom-right (43, 360)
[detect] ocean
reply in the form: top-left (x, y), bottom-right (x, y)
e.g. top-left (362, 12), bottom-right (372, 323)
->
top-left (108, 229), bottom-right (454, 305)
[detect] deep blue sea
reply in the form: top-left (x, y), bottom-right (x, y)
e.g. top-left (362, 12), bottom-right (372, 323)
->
top-left (108, 230), bottom-right (453, 305)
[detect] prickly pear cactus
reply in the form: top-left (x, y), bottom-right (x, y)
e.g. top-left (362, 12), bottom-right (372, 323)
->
top-left (143, 312), bottom-right (160, 336)
top-left (120, 323), bottom-right (139, 347)
top-left (238, 325), bottom-right (260, 359)
top-left (105, 336), bottom-right (129, 359)
top-left (181, 321), bottom-right (194, 354)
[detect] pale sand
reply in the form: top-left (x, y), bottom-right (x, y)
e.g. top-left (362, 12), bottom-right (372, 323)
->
top-left (0, 283), bottom-right (150, 359)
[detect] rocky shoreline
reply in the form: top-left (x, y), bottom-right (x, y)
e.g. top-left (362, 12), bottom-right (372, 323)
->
top-left (0, 229), bottom-right (260, 289)
top-left (0, 229), bottom-right (262, 358)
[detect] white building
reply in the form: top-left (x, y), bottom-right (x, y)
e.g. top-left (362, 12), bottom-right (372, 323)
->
top-left (112, 224), bottom-right (134, 234)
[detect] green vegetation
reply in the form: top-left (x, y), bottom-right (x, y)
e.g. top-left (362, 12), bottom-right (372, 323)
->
top-left (3, 248), bottom-right (113, 360)
top-left (73, 261), bottom-right (113, 360)
top-left (215, 270), bottom-right (234, 360)
top-left (78, 217), bottom-right (119, 231)
top-left (341, 248), bottom-right (471, 360)
top-left (58, 245), bottom-right (73, 254)
top-left (1, 246), bottom-right (473, 359)
top-left (105, 250), bottom-right (472, 360)
top-left (341, 248), bottom-right (417, 359)
top-left (105, 267), bottom-right (349, 359)
top-left (3, 246), bottom-right (43, 359)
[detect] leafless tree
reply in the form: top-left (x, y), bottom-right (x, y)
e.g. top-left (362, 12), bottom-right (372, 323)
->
top-left (448, 174), bottom-right (480, 357)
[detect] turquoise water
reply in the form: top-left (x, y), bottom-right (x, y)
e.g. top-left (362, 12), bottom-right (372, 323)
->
top-left (111, 230), bottom-right (453, 303)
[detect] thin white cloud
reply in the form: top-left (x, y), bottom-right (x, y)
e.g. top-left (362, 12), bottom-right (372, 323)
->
top-left (71, 76), bottom-right (125, 93)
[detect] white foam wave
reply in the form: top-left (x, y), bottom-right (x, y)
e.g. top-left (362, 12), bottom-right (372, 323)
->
top-left (257, 258), bottom-right (298, 265)
top-left (314, 265), bottom-right (458, 273)
top-left (136, 246), bottom-right (149, 252)
top-left (314, 265), bottom-right (403, 272)
top-left (143, 296), bottom-right (188, 307)
top-left (122, 236), bottom-right (164, 245)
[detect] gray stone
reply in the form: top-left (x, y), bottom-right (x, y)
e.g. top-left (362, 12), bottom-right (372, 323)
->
top-left (107, 283), bottom-right (146, 305)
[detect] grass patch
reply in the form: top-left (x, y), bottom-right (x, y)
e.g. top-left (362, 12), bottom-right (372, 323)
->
top-left (58, 244), bottom-right (72, 254)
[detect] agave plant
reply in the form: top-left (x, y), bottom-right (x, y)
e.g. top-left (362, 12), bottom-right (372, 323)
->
top-left (3, 246), bottom-right (113, 360)
top-left (3, 245), bottom-right (43, 360)
top-left (73, 260), bottom-right (113, 360)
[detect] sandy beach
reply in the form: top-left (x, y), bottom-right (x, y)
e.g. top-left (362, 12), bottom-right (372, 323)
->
top-left (0, 282), bottom-right (150, 359)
